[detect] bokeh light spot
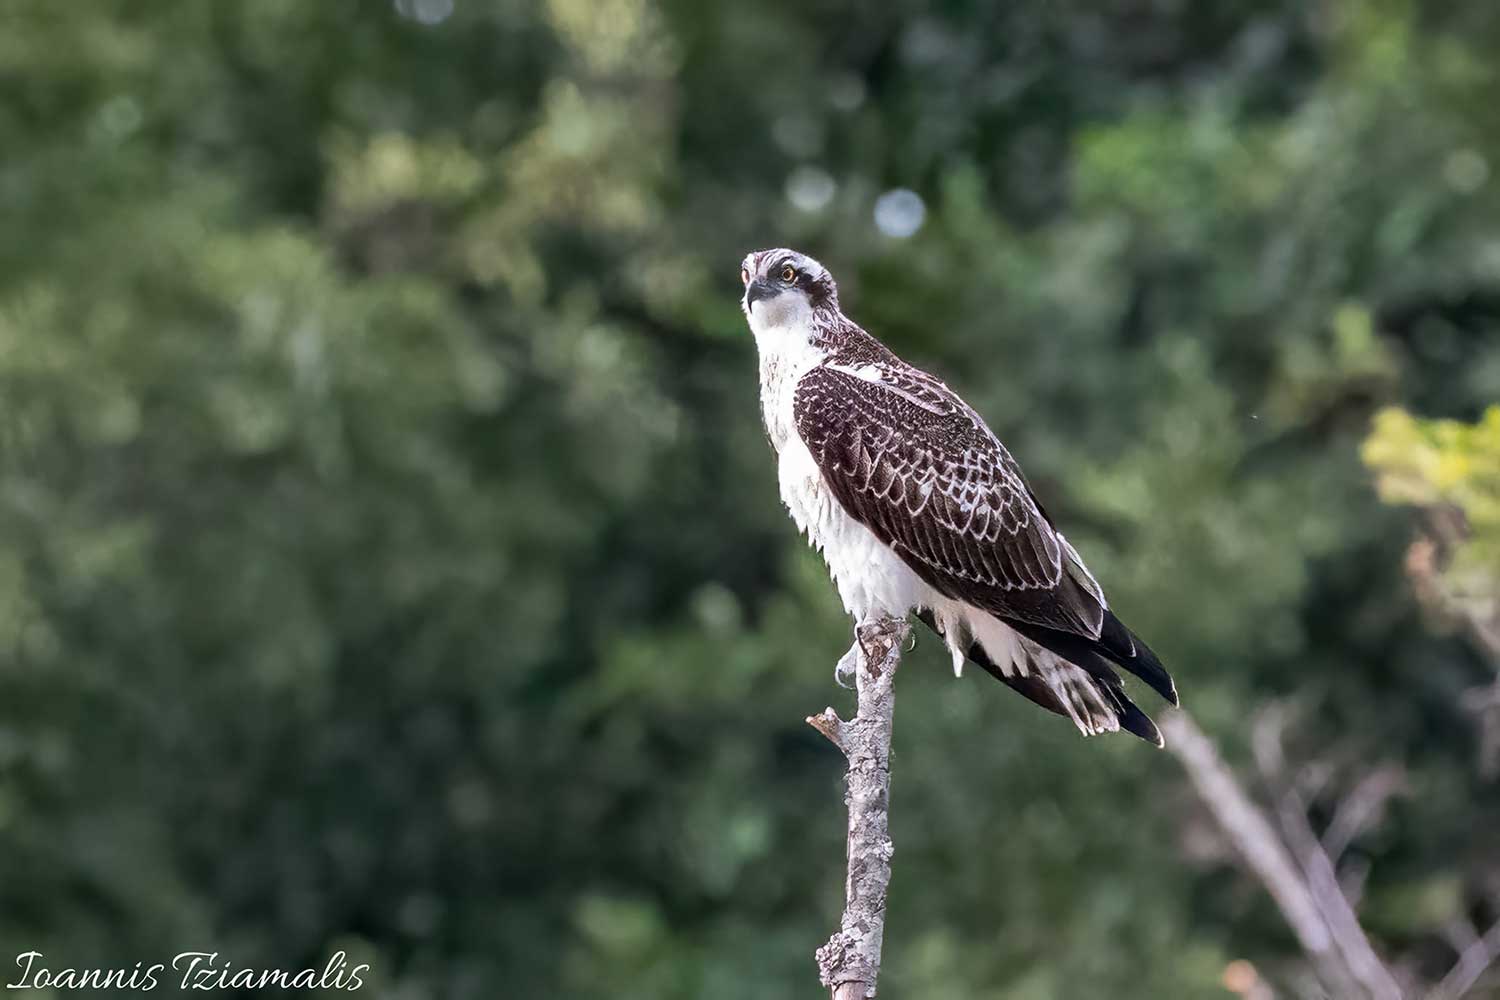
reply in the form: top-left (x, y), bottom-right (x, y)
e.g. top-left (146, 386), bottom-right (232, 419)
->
top-left (786, 167), bottom-right (836, 213)
top-left (1445, 148), bottom-right (1489, 193)
top-left (394, 0), bottom-right (454, 26)
top-left (873, 188), bottom-right (925, 238)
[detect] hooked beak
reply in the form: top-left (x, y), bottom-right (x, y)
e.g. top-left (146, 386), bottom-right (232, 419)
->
top-left (744, 278), bottom-right (775, 312)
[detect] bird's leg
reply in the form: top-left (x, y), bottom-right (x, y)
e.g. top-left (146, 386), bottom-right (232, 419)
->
top-left (834, 639), bottom-right (860, 689)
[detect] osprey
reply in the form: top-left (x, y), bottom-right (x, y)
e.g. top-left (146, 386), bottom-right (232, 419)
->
top-left (741, 248), bottom-right (1178, 745)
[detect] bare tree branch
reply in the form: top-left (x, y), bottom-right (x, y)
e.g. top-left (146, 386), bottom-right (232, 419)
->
top-left (1162, 711), bottom-right (1348, 993)
top-left (1161, 710), bottom-right (1410, 1000)
top-left (809, 617), bottom-right (908, 1000)
top-left (1272, 784), bottom-right (1404, 1000)
top-left (1163, 494), bottom-right (1499, 999)
top-left (1336, 855), bottom-right (1373, 911)
top-left (1321, 765), bottom-right (1406, 866)
top-left (1430, 918), bottom-right (1500, 1000)
top-left (1247, 705), bottom-right (1411, 999)
top-left (1460, 680), bottom-right (1500, 779)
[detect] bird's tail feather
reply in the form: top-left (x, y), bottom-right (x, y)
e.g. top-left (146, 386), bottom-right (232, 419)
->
top-left (1100, 611), bottom-right (1178, 707)
top-left (915, 609), bottom-right (1164, 747)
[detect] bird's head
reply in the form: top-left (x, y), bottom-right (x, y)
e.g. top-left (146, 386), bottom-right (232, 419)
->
top-left (740, 248), bottom-right (838, 334)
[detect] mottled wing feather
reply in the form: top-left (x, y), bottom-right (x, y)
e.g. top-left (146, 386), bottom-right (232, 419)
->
top-left (794, 360), bottom-right (1105, 639)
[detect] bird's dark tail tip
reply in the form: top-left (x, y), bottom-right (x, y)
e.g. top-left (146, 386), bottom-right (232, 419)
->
top-left (1106, 684), bottom-right (1165, 747)
top-left (1101, 611), bottom-right (1179, 707)
top-left (918, 609), bottom-right (1167, 747)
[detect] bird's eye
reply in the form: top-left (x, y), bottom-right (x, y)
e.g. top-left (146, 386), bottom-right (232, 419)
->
top-left (781, 265), bottom-right (797, 282)
top-left (740, 267), bottom-right (749, 286)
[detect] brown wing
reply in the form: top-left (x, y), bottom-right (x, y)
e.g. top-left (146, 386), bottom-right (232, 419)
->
top-left (792, 359), bottom-right (1106, 639)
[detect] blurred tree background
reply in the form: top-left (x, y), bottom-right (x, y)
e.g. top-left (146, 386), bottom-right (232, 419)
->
top-left (2, 0), bottom-right (1499, 997)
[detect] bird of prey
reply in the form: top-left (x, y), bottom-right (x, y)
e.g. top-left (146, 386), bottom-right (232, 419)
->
top-left (740, 248), bottom-right (1178, 745)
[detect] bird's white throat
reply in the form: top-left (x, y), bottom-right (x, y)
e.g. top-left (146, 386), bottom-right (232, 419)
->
top-left (748, 294), bottom-right (827, 452)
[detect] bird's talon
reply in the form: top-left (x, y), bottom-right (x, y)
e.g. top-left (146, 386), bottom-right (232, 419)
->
top-left (834, 645), bottom-right (859, 688)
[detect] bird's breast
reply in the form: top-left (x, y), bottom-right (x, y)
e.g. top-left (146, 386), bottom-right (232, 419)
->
top-left (753, 320), bottom-right (826, 453)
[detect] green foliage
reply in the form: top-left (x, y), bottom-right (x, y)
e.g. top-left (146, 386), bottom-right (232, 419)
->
top-left (1, 0), bottom-right (1498, 997)
top-left (1364, 406), bottom-right (1500, 582)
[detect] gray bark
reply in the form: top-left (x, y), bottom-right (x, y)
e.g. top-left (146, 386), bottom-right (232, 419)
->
top-left (807, 617), bottom-right (908, 1000)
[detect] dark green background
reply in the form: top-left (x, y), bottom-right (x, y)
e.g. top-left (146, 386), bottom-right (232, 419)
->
top-left (2, 1), bottom-right (1498, 997)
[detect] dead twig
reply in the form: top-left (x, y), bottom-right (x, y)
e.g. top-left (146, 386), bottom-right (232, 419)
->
top-left (1162, 710), bottom-right (1406, 1000)
top-left (808, 617), bottom-right (908, 1000)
